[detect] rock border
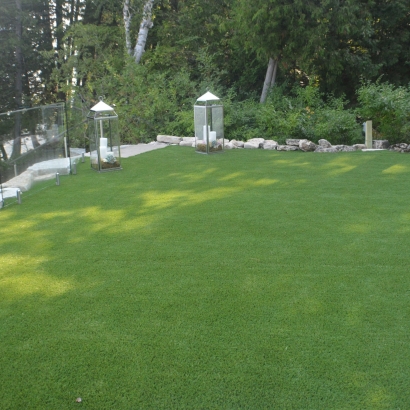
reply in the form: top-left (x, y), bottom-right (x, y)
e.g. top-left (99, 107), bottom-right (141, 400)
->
top-left (156, 136), bottom-right (401, 153)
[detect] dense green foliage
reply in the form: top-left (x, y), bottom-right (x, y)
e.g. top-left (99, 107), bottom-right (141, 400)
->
top-left (0, 0), bottom-right (409, 147)
top-left (1, 148), bottom-right (410, 408)
top-left (357, 80), bottom-right (410, 144)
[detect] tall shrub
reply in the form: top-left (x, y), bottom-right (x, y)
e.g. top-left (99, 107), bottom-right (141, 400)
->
top-left (357, 80), bottom-right (410, 143)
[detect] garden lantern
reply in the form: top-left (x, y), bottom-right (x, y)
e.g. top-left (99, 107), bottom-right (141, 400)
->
top-left (87, 98), bottom-right (121, 172)
top-left (194, 91), bottom-right (224, 154)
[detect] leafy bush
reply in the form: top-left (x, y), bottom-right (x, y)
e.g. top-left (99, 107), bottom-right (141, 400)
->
top-left (254, 86), bottom-right (361, 145)
top-left (357, 79), bottom-right (410, 143)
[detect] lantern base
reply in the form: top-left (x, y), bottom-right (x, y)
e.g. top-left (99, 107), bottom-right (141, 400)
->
top-left (195, 141), bottom-right (224, 154)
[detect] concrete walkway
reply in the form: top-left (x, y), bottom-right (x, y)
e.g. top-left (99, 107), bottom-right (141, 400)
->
top-left (120, 142), bottom-right (168, 157)
top-left (2, 143), bottom-right (169, 194)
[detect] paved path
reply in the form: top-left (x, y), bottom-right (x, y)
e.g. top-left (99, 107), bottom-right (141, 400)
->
top-left (120, 142), bottom-right (168, 158)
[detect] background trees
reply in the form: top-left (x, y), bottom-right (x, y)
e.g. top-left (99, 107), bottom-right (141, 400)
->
top-left (0, 0), bottom-right (409, 144)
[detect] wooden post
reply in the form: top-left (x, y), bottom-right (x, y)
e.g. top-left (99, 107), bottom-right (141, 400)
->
top-left (365, 120), bottom-right (373, 149)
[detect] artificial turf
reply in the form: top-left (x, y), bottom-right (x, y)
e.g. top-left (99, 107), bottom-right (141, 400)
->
top-left (0, 146), bottom-right (409, 409)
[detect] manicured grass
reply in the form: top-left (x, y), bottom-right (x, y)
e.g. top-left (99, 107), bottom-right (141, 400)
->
top-left (1, 147), bottom-right (409, 409)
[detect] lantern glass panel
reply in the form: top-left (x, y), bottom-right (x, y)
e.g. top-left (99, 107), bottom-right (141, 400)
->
top-left (194, 104), bottom-right (224, 154)
top-left (87, 113), bottom-right (121, 172)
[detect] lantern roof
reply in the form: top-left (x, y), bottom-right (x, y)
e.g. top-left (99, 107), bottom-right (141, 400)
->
top-left (90, 100), bottom-right (114, 112)
top-left (196, 91), bottom-right (220, 102)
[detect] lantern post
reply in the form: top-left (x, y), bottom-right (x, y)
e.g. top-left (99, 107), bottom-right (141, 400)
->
top-left (87, 98), bottom-right (122, 172)
top-left (194, 92), bottom-right (224, 154)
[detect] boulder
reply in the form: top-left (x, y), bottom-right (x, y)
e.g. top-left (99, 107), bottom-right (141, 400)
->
top-left (224, 142), bottom-right (236, 149)
top-left (231, 140), bottom-right (244, 148)
top-left (353, 144), bottom-right (367, 151)
top-left (277, 145), bottom-right (299, 151)
top-left (373, 139), bottom-right (389, 149)
top-left (244, 141), bottom-right (261, 149)
top-left (157, 135), bottom-right (182, 144)
top-left (299, 139), bottom-right (317, 152)
top-left (340, 145), bottom-right (355, 152)
top-left (245, 138), bottom-right (265, 148)
top-left (263, 140), bottom-right (278, 150)
top-left (286, 139), bottom-right (300, 146)
top-left (180, 138), bottom-right (194, 147)
top-left (389, 143), bottom-right (410, 153)
top-left (318, 139), bottom-right (332, 148)
top-left (314, 146), bottom-right (338, 153)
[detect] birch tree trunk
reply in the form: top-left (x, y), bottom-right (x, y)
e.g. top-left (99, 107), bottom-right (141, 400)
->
top-left (260, 57), bottom-right (278, 103)
top-left (133, 0), bottom-right (154, 64)
top-left (123, 0), bottom-right (133, 56)
top-left (12, 0), bottom-right (23, 160)
top-left (270, 58), bottom-right (278, 88)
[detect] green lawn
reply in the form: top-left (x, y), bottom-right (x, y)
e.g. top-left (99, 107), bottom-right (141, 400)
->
top-left (1, 147), bottom-right (409, 409)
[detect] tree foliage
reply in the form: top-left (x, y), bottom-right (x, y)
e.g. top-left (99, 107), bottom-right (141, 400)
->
top-left (0, 0), bottom-right (409, 145)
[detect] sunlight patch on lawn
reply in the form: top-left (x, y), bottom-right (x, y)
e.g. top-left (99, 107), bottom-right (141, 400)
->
top-left (0, 255), bottom-right (74, 301)
top-left (218, 172), bottom-right (246, 181)
top-left (139, 187), bottom-right (242, 211)
top-left (382, 164), bottom-right (409, 174)
top-left (321, 157), bottom-right (357, 176)
top-left (365, 386), bottom-right (393, 409)
top-left (80, 207), bottom-right (127, 231)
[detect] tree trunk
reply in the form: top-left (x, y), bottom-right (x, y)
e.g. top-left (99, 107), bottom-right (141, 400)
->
top-left (123, 0), bottom-right (133, 56)
top-left (12, 0), bottom-right (23, 160)
top-left (133, 0), bottom-right (154, 64)
top-left (260, 57), bottom-right (278, 103)
top-left (0, 143), bottom-right (8, 161)
top-left (270, 58), bottom-right (278, 88)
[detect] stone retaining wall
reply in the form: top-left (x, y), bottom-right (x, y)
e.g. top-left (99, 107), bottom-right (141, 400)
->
top-left (156, 135), bottom-right (400, 153)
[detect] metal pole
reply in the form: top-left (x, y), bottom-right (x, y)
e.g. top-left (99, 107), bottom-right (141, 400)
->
top-left (72, 162), bottom-right (77, 175)
top-left (14, 164), bottom-right (17, 177)
top-left (56, 172), bottom-right (60, 186)
top-left (205, 102), bottom-right (208, 154)
top-left (17, 190), bottom-right (21, 204)
top-left (81, 152), bottom-right (85, 163)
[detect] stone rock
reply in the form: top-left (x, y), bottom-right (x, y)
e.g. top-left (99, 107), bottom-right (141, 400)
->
top-left (231, 140), bottom-right (244, 148)
top-left (333, 145), bottom-right (355, 152)
top-left (314, 146), bottom-right (338, 153)
top-left (224, 142), bottom-right (235, 149)
top-left (180, 140), bottom-right (194, 147)
top-left (247, 138), bottom-right (265, 144)
top-left (263, 140), bottom-right (278, 150)
top-left (389, 143), bottom-right (410, 153)
top-left (245, 138), bottom-right (265, 148)
top-left (286, 139), bottom-right (300, 146)
top-left (353, 144), bottom-right (367, 151)
top-left (277, 145), bottom-right (299, 151)
top-left (244, 141), bottom-right (261, 149)
top-left (157, 135), bottom-right (182, 144)
top-left (373, 139), bottom-right (389, 149)
top-left (318, 139), bottom-right (332, 148)
top-left (340, 145), bottom-right (355, 152)
top-left (299, 139), bottom-right (317, 152)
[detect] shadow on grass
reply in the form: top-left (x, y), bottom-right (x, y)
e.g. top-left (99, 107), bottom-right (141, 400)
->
top-left (0, 147), bottom-right (409, 408)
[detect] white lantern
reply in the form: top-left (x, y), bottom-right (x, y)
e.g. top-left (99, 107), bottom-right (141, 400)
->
top-left (87, 98), bottom-right (121, 172)
top-left (194, 92), bottom-right (224, 154)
